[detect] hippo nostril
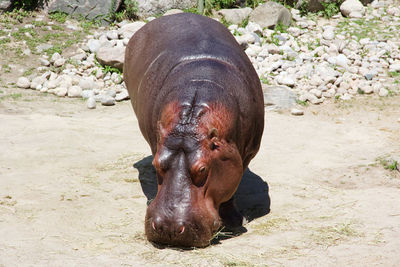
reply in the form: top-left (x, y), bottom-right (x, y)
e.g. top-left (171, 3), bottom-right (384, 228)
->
top-left (178, 225), bottom-right (185, 234)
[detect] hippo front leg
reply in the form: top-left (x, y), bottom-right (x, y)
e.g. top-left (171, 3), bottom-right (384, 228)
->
top-left (219, 197), bottom-right (245, 230)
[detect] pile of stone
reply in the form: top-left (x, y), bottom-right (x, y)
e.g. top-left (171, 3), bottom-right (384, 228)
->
top-left (233, 0), bottom-right (400, 108)
top-left (16, 0), bottom-right (400, 112)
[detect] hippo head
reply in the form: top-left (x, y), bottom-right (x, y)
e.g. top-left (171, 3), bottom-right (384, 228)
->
top-left (145, 102), bottom-right (243, 247)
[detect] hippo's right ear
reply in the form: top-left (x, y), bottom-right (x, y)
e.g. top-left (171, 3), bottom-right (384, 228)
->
top-left (208, 128), bottom-right (218, 139)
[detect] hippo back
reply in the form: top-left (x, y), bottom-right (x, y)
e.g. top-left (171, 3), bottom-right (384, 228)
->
top-left (124, 13), bottom-right (264, 168)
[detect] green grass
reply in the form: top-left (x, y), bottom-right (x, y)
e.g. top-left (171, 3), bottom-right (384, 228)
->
top-left (0, 93), bottom-right (23, 101)
top-left (377, 157), bottom-right (399, 171)
top-left (23, 67), bottom-right (35, 77)
top-left (296, 99), bottom-right (309, 106)
top-left (2, 64), bottom-right (11, 73)
top-left (49, 11), bottom-right (68, 23)
top-left (388, 71), bottom-right (400, 77)
top-left (260, 76), bottom-right (270, 85)
top-left (101, 64), bottom-right (122, 74)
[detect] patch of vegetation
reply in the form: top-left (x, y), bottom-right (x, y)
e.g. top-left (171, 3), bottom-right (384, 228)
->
top-left (378, 157), bottom-right (399, 171)
top-left (22, 67), bottom-right (35, 77)
top-left (101, 64), bottom-right (122, 74)
top-left (2, 64), bottom-right (11, 73)
top-left (298, 0), bottom-right (309, 17)
top-left (275, 21), bottom-right (288, 33)
top-left (79, 19), bottom-right (98, 35)
top-left (110, 0), bottom-right (139, 22)
top-left (49, 11), bottom-right (68, 23)
top-left (337, 18), bottom-right (381, 41)
top-left (388, 71), bottom-right (400, 77)
top-left (220, 16), bottom-right (231, 27)
top-left (260, 76), bottom-right (270, 85)
top-left (0, 37), bottom-right (11, 45)
top-left (318, 1), bottom-right (342, 18)
top-left (240, 16), bottom-right (249, 28)
top-left (296, 99), bottom-right (308, 106)
top-left (0, 93), bottom-right (23, 101)
top-left (253, 217), bottom-right (290, 234)
top-left (311, 222), bottom-right (360, 246)
top-left (32, 20), bottom-right (47, 27)
top-left (12, 0), bottom-right (40, 10)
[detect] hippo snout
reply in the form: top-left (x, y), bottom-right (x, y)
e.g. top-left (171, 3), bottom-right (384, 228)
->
top-left (145, 201), bottom-right (221, 248)
top-left (151, 215), bottom-right (186, 236)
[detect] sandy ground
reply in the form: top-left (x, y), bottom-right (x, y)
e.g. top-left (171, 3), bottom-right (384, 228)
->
top-left (0, 86), bottom-right (400, 266)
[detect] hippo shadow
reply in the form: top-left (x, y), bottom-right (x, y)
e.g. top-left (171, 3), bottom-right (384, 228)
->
top-left (133, 155), bottom-right (271, 244)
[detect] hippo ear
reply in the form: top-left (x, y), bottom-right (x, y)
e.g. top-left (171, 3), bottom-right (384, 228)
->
top-left (208, 128), bottom-right (218, 139)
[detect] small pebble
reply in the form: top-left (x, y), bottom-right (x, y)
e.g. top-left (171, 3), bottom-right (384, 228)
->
top-left (291, 108), bottom-right (304, 116)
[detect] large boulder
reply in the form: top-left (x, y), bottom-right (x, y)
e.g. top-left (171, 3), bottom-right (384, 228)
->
top-left (216, 7), bottom-right (252, 25)
top-left (340, 0), bottom-right (365, 17)
top-left (46, 0), bottom-right (122, 23)
top-left (96, 46), bottom-right (125, 71)
top-left (136, 0), bottom-right (196, 17)
top-left (0, 0), bottom-right (12, 12)
top-left (249, 1), bottom-right (291, 29)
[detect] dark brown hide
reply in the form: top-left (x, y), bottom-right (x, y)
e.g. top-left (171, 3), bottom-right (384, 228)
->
top-left (124, 13), bottom-right (264, 247)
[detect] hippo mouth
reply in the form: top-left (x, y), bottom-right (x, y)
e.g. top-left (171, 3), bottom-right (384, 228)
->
top-left (145, 217), bottom-right (217, 248)
top-left (144, 199), bottom-right (222, 248)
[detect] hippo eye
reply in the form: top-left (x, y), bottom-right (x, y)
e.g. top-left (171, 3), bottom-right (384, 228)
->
top-left (199, 166), bottom-right (206, 173)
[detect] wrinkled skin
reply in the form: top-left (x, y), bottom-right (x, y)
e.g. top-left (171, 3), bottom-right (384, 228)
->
top-left (124, 13), bottom-right (264, 247)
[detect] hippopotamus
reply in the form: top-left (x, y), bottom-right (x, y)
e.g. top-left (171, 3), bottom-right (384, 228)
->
top-left (124, 13), bottom-right (264, 247)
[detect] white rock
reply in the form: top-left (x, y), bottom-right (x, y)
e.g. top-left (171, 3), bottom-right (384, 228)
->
top-left (56, 86), bottom-right (68, 97)
top-left (340, 0), bottom-right (365, 17)
top-left (378, 88), bottom-right (388, 97)
top-left (291, 108), bottom-right (304, 116)
top-left (67, 85), bottom-right (82, 98)
top-left (16, 77), bottom-right (31, 89)
top-left (163, 9), bottom-right (184, 16)
top-left (322, 27), bottom-right (335, 40)
top-left (349, 11), bottom-right (363, 18)
top-left (118, 21), bottom-right (146, 39)
top-left (245, 21), bottom-right (262, 35)
top-left (101, 95), bottom-right (115, 106)
top-left (267, 44), bottom-right (280, 54)
top-left (79, 78), bottom-right (95, 90)
top-left (341, 93), bottom-right (352, 100)
top-left (82, 90), bottom-right (95, 99)
top-left (40, 58), bottom-right (50, 66)
top-left (310, 88), bottom-right (322, 98)
top-left (276, 75), bottom-right (295, 87)
top-left (30, 76), bottom-right (45, 89)
top-left (53, 58), bottom-right (66, 67)
top-left (87, 39), bottom-right (101, 53)
top-left (50, 52), bottom-right (61, 64)
top-left (288, 27), bottom-right (301, 37)
top-left (361, 86), bottom-right (373, 94)
top-left (115, 89), bottom-right (130, 101)
top-left (389, 64), bottom-right (400, 72)
top-left (106, 30), bottom-right (119, 40)
top-left (336, 54), bottom-right (349, 68)
top-left (87, 97), bottom-right (96, 109)
top-left (245, 47), bottom-right (257, 57)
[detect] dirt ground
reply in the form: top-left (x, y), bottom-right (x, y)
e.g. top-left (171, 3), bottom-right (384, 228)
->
top-left (1, 82), bottom-right (399, 266)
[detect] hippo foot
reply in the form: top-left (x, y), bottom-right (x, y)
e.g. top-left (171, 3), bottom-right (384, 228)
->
top-left (219, 198), bottom-right (245, 231)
